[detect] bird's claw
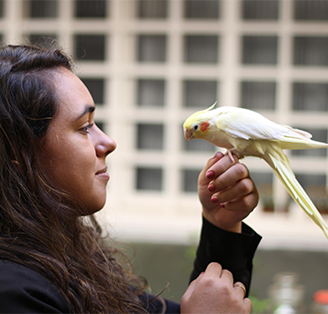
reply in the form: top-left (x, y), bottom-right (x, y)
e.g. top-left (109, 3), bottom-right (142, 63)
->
top-left (226, 149), bottom-right (243, 163)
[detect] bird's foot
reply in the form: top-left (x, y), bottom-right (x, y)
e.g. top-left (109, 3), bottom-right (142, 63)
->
top-left (226, 148), bottom-right (243, 163)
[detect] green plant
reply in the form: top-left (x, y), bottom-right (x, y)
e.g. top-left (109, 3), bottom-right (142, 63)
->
top-left (249, 295), bottom-right (272, 314)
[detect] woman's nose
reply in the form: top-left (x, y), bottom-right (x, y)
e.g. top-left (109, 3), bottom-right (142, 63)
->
top-left (95, 125), bottom-right (116, 157)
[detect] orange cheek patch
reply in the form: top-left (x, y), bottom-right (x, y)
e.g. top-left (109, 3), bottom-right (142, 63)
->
top-left (200, 121), bottom-right (210, 132)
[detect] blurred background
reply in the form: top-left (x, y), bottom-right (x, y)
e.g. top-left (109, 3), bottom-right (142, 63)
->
top-left (1, 0), bottom-right (328, 311)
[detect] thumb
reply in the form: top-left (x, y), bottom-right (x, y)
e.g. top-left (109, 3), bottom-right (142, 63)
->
top-left (182, 272), bottom-right (204, 300)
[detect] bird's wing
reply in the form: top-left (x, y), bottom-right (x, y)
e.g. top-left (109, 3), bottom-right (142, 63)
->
top-left (214, 108), bottom-right (306, 142)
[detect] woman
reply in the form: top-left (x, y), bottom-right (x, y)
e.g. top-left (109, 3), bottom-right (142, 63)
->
top-left (0, 44), bottom-right (261, 313)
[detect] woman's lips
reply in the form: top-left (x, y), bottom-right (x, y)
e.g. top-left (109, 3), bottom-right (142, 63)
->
top-left (95, 167), bottom-right (109, 180)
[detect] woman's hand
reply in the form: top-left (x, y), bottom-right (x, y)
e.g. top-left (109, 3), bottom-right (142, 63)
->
top-left (198, 152), bottom-right (259, 233)
top-left (181, 262), bottom-right (252, 314)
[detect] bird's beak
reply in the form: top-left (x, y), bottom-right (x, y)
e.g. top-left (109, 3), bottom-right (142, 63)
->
top-left (184, 128), bottom-right (194, 141)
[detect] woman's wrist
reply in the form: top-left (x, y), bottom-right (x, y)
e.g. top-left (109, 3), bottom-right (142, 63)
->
top-left (202, 211), bottom-right (242, 233)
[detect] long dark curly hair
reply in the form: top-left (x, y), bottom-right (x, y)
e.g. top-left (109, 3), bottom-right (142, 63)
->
top-left (0, 44), bottom-right (147, 313)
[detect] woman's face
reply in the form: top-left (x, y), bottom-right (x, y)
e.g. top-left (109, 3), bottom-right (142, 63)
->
top-left (41, 67), bottom-right (116, 215)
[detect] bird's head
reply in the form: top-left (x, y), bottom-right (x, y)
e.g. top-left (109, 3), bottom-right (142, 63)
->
top-left (183, 102), bottom-right (216, 141)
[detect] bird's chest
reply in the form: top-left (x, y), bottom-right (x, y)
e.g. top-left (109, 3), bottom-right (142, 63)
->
top-left (205, 131), bottom-right (235, 150)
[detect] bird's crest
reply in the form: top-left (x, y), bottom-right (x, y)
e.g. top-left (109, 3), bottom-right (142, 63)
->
top-left (205, 101), bottom-right (217, 112)
top-left (183, 101), bottom-right (217, 130)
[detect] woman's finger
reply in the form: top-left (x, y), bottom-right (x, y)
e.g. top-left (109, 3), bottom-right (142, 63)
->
top-left (205, 154), bottom-right (239, 181)
top-left (211, 177), bottom-right (255, 206)
top-left (233, 282), bottom-right (247, 298)
top-left (208, 163), bottom-right (249, 193)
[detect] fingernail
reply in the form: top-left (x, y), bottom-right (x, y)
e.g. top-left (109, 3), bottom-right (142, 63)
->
top-left (212, 151), bottom-right (222, 159)
top-left (220, 203), bottom-right (225, 208)
top-left (211, 196), bottom-right (219, 204)
top-left (206, 170), bottom-right (215, 180)
top-left (208, 183), bottom-right (216, 192)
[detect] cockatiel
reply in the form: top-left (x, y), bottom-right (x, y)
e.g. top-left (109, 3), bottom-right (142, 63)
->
top-left (183, 103), bottom-right (328, 238)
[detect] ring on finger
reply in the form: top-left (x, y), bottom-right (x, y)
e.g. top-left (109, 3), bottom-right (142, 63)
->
top-left (233, 283), bottom-right (246, 298)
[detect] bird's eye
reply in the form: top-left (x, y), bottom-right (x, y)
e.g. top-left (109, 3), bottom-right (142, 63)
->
top-left (193, 124), bottom-right (199, 131)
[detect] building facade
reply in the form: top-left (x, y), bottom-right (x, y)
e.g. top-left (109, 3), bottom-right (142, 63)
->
top-left (1, 0), bottom-right (328, 249)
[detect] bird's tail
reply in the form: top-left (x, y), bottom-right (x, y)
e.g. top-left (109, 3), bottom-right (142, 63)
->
top-left (265, 152), bottom-right (328, 239)
top-left (279, 138), bottom-right (328, 151)
top-left (279, 126), bottom-right (328, 150)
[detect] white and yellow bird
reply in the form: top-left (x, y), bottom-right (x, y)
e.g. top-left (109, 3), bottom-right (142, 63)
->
top-left (183, 103), bottom-right (328, 238)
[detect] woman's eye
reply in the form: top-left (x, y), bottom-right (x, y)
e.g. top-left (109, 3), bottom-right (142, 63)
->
top-left (81, 123), bottom-right (94, 134)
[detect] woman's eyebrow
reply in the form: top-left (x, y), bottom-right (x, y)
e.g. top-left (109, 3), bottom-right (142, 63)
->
top-left (75, 105), bottom-right (95, 121)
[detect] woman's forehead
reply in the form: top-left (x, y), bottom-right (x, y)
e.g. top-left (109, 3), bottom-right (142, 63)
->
top-left (52, 68), bottom-right (94, 120)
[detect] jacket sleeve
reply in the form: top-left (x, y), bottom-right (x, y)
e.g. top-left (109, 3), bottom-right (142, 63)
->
top-left (0, 261), bottom-right (71, 314)
top-left (189, 216), bottom-right (262, 296)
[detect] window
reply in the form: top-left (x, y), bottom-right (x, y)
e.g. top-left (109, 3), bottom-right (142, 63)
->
top-left (27, 0), bottom-right (58, 18)
top-left (184, 0), bottom-right (220, 19)
top-left (242, 0), bottom-right (279, 20)
top-left (242, 36), bottom-right (278, 65)
top-left (137, 35), bottom-right (166, 62)
top-left (0, 0), bottom-right (4, 18)
top-left (294, 0), bottom-right (328, 21)
top-left (74, 0), bottom-right (107, 18)
top-left (95, 121), bottom-right (105, 133)
top-left (251, 172), bottom-right (274, 212)
top-left (136, 123), bottom-right (164, 150)
top-left (295, 173), bottom-right (328, 213)
top-left (241, 81), bottom-right (276, 110)
top-left (293, 37), bottom-right (328, 66)
top-left (291, 127), bottom-right (327, 157)
top-left (136, 167), bottom-right (163, 191)
top-left (183, 80), bottom-right (217, 108)
top-left (293, 82), bottom-right (328, 112)
top-left (182, 135), bottom-right (215, 152)
top-left (251, 172), bottom-right (273, 188)
top-left (74, 34), bottom-right (106, 61)
top-left (80, 78), bottom-right (105, 105)
top-left (182, 169), bottom-right (201, 192)
top-left (137, 0), bottom-right (167, 19)
top-left (184, 35), bottom-right (219, 64)
top-left (137, 79), bottom-right (165, 107)
top-left (27, 34), bottom-right (58, 48)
